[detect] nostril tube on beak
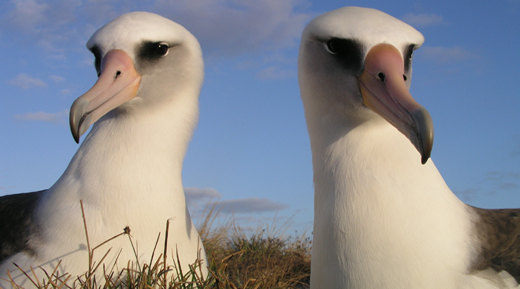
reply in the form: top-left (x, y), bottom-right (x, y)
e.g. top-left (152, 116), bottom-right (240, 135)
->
top-left (377, 72), bottom-right (386, 83)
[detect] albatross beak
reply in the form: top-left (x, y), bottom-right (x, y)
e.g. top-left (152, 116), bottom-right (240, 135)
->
top-left (70, 50), bottom-right (141, 143)
top-left (358, 43), bottom-right (433, 164)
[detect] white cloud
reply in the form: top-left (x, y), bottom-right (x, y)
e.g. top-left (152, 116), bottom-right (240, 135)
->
top-left (5, 0), bottom-right (49, 31)
top-left (454, 188), bottom-right (480, 202)
top-left (3, 0), bottom-right (76, 32)
top-left (402, 13), bottom-right (445, 27)
top-left (234, 53), bottom-right (298, 75)
top-left (185, 187), bottom-right (222, 199)
top-left (80, 1), bottom-right (125, 27)
top-left (60, 89), bottom-right (72, 96)
top-left (420, 46), bottom-right (480, 63)
top-left (49, 75), bottom-right (65, 83)
top-left (500, 183), bottom-right (519, 190)
top-left (14, 109), bottom-right (68, 124)
top-left (2, 0), bottom-right (313, 61)
top-left (486, 171), bottom-right (520, 181)
top-left (8, 73), bottom-right (47, 89)
top-left (153, 0), bottom-right (313, 57)
top-left (456, 171), bottom-right (520, 202)
top-left (210, 197), bottom-right (288, 214)
top-left (257, 66), bottom-right (295, 79)
top-left (263, 53), bottom-right (297, 65)
top-left (3, 0), bottom-right (86, 55)
top-left (184, 187), bottom-right (222, 207)
top-left (184, 188), bottom-right (288, 228)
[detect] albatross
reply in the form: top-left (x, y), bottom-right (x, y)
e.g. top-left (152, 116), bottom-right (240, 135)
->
top-left (0, 12), bottom-right (207, 287)
top-left (299, 6), bottom-right (520, 289)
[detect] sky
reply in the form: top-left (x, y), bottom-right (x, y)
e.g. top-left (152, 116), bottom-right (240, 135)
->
top-left (0, 0), bottom-right (519, 236)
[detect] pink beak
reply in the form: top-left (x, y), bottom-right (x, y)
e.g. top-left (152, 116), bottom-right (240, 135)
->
top-left (359, 43), bottom-right (433, 164)
top-left (70, 50), bottom-right (141, 143)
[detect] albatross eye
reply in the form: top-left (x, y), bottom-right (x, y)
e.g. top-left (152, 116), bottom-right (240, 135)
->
top-left (326, 39), bottom-right (341, 54)
top-left (156, 43), bottom-right (169, 56)
top-left (138, 41), bottom-right (171, 61)
top-left (324, 38), bottom-right (364, 73)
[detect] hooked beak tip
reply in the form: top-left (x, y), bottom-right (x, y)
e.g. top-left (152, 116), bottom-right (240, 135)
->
top-left (410, 107), bottom-right (434, 165)
top-left (69, 98), bottom-right (89, 144)
top-left (73, 133), bottom-right (80, 144)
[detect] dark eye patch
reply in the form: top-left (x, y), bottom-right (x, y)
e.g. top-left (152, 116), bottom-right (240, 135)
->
top-left (155, 43), bottom-right (169, 56)
top-left (137, 41), bottom-right (170, 62)
top-left (403, 44), bottom-right (416, 73)
top-left (89, 45), bottom-right (102, 76)
top-left (325, 38), bottom-right (364, 74)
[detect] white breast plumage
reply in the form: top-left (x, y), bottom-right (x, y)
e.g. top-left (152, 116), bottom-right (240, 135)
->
top-left (0, 12), bottom-right (207, 288)
top-left (299, 6), bottom-right (520, 289)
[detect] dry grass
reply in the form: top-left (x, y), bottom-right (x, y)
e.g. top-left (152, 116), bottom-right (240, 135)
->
top-left (198, 205), bottom-right (311, 289)
top-left (1, 203), bottom-right (311, 289)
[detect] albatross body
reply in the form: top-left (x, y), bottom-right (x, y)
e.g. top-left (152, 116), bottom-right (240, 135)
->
top-left (298, 7), bottom-right (520, 289)
top-left (0, 12), bottom-right (207, 287)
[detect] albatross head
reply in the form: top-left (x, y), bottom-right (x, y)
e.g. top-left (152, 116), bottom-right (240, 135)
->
top-left (298, 6), bottom-right (433, 164)
top-left (70, 12), bottom-right (203, 143)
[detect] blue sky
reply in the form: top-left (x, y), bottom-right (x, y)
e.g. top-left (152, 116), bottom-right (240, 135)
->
top-left (0, 0), bottom-right (519, 234)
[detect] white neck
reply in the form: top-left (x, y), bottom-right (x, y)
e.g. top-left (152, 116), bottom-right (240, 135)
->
top-left (307, 112), bottom-right (477, 288)
top-left (39, 91), bottom-right (199, 242)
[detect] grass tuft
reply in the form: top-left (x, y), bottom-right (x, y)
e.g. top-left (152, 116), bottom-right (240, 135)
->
top-left (197, 203), bottom-right (311, 289)
top-left (1, 202), bottom-right (311, 289)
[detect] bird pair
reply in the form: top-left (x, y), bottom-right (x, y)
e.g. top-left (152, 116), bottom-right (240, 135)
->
top-left (1, 6), bottom-right (519, 289)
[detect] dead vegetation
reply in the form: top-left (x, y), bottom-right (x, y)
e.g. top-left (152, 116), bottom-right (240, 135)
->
top-left (1, 203), bottom-right (311, 289)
